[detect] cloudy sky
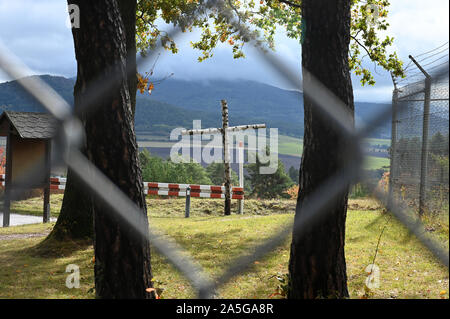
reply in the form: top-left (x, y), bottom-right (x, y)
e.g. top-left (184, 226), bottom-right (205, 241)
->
top-left (0, 0), bottom-right (448, 102)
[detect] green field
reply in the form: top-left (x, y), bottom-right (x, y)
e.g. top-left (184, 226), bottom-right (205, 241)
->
top-left (365, 138), bottom-right (391, 146)
top-left (271, 135), bottom-right (391, 171)
top-left (277, 135), bottom-right (303, 156)
top-left (0, 197), bottom-right (448, 299)
top-left (275, 136), bottom-right (391, 157)
top-left (363, 156), bottom-right (390, 170)
top-left (137, 134), bottom-right (391, 170)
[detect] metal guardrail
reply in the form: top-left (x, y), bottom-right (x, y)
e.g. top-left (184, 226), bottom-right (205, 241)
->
top-left (0, 0), bottom-right (448, 299)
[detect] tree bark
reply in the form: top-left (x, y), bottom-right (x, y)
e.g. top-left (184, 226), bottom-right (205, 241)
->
top-left (44, 170), bottom-right (93, 241)
top-left (118, 0), bottom-right (137, 118)
top-left (45, 0), bottom-right (138, 243)
top-left (69, 0), bottom-right (153, 298)
top-left (288, 0), bottom-right (354, 299)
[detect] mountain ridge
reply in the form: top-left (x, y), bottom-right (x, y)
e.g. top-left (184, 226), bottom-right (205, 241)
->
top-left (0, 75), bottom-right (392, 138)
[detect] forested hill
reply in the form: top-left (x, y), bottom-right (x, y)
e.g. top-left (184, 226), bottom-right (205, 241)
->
top-left (0, 75), bottom-right (392, 138)
top-left (0, 75), bottom-right (75, 113)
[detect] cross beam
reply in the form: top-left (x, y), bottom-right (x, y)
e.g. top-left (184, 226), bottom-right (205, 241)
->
top-left (181, 124), bottom-right (266, 136)
top-left (181, 100), bottom-right (266, 215)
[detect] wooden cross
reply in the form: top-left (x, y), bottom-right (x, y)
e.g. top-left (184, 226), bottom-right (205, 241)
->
top-left (181, 100), bottom-right (266, 215)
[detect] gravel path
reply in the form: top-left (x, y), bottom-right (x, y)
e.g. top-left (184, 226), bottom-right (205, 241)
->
top-left (0, 213), bottom-right (56, 227)
top-left (0, 213), bottom-right (55, 241)
top-left (0, 232), bottom-right (50, 241)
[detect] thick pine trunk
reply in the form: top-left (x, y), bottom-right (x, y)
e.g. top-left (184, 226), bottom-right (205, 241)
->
top-left (288, 0), bottom-right (354, 299)
top-left (118, 0), bottom-right (137, 118)
top-left (69, 0), bottom-right (153, 298)
top-left (45, 1), bottom-right (137, 242)
top-left (44, 170), bottom-right (92, 241)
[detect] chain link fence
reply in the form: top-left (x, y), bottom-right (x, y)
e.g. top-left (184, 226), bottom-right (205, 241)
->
top-left (391, 52), bottom-right (449, 217)
top-left (0, 1), bottom-right (448, 299)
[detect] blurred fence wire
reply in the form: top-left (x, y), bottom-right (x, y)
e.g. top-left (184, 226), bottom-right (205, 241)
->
top-left (0, 1), bottom-right (448, 299)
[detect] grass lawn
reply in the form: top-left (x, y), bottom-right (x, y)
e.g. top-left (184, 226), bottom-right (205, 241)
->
top-left (0, 197), bottom-right (448, 299)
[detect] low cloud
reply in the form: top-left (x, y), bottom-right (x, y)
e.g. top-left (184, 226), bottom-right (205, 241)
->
top-left (0, 0), bottom-right (447, 103)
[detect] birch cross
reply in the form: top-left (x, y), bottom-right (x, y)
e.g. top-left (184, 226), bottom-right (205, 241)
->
top-left (181, 99), bottom-right (266, 216)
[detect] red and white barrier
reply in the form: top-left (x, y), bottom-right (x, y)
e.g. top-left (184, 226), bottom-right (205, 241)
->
top-left (0, 175), bottom-right (245, 200)
top-left (50, 177), bottom-right (66, 190)
top-left (144, 182), bottom-right (244, 200)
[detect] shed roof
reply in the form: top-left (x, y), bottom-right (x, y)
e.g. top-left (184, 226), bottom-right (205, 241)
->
top-left (0, 111), bottom-right (57, 139)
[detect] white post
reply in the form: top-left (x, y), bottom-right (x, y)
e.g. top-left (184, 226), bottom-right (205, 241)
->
top-left (238, 141), bottom-right (244, 214)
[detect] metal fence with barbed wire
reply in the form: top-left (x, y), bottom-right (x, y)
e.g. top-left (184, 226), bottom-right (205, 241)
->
top-left (390, 44), bottom-right (449, 217)
top-left (0, 1), bottom-right (448, 299)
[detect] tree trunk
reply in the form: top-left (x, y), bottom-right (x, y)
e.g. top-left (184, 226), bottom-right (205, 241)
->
top-left (44, 170), bottom-right (93, 241)
top-left (118, 0), bottom-right (137, 118)
top-left (288, 0), bottom-right (354, 299)
top-left (44, 0), bottom-right (138, 243)
top-left (69, 0), bottom-right (153, 299)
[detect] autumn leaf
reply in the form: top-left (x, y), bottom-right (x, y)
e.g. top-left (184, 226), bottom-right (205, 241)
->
top-left (146, 287), bottom-right (160, 299)
top-left (137, 73), bottom-right (149, 94)
top-left (220, 33), bottom-right (228, 42)
top-left (148, 82), bottom-right (154, 95)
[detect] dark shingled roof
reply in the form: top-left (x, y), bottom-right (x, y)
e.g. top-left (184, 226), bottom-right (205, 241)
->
top-left (0, 111), bottom-right (57, 139)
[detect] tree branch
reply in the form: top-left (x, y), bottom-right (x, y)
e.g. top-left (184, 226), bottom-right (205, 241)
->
top-left (350, 35), bottom-right (375, 61)
top-left (277, 0), bottom-right (301, 9)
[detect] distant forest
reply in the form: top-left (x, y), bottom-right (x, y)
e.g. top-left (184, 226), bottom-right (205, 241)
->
top-left (0, 74), bottom-right (394, 139)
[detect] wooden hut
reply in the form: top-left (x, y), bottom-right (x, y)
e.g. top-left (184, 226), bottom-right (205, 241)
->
top-left (0, 111), bottom-right (57, 227)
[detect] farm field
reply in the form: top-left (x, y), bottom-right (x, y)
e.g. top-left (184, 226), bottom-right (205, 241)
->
top-left (272, 136), bottom-right (390, 158)
top-left (363, 156), bottom-right (390, 170)
top-left (137, 134), bottom-right (390, 157)
top-left (136, 134), bottom-right (391, 171)
top-left (0, 196), bottom-right (448, 299)
top-left (364, 138), bottom-right (391, 147)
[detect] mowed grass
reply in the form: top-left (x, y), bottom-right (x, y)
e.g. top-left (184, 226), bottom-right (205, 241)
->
top-left (0, 198), bottom-right (448, 299)
top-left (8, 195), bottom-right (63, 217)
top-left (9, 194), bottom-right (297, 218)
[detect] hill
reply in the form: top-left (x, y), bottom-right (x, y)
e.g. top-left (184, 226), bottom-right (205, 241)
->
top-left (0, 75), bottom-right (392, 138)
top-left (0, 75), bottom-right (75, 113)
top-left (141, 78), bottom-right (393, 138)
